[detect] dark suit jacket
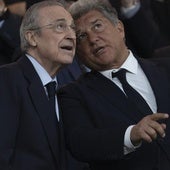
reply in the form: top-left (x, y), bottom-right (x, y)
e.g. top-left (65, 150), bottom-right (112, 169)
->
top-left (153, 45), bottom-right (170, 58)
top-left (58, 58), bottom-right (170, 170)
top-left (0, 55), bottom-right (66, 170)
top-left (57, 57), bottom-right (83, 88)
top-left (0, 10), bottom-right (22, 65)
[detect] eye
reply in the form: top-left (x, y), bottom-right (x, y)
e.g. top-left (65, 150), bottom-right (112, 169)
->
top-left (77, 33), bottom-right (87, 42)
top-left (92, 21), bottom-right (105, 32)
top-left (94, 23), bottom-right (102, 29)
top-left (56, 22), bottom-right (66, 32)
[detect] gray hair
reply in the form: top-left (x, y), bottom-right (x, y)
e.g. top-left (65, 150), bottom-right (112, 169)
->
top-left (69, 0), bottom-right (119, 25)
top-left (20, 0), bottom-right (65, 52)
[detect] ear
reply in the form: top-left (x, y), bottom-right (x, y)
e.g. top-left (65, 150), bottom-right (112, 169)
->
top-left (116, 20), bottom-right (125, 38)
top-left (25, 31), bottom-right (37, 47)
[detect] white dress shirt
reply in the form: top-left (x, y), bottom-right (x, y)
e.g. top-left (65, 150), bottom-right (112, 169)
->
top-left (26, 54), bottom-right (59, 120)
top-left (100, 51), bottom-right (157, 154)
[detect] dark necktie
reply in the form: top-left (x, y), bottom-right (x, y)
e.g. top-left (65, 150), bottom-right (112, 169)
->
top-left (112, 69), bottom-right (153, 115)
top-left (46, 81), bottom-right (57, 114)
top-left (46, 81), bottom-right (61, 159)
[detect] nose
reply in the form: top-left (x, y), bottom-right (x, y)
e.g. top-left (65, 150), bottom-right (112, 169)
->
top-left (66, 36), bottom-right (76, 43)
top-left (66, 26), bottom-right (76, 39)
top-left (87, 32), bottom-right (99, 46)
top-left (65, 27), bottom-right (76, 40)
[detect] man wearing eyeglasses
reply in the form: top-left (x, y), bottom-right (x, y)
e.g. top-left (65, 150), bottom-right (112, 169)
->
top-left (0, 1), bottom-right (76, 170)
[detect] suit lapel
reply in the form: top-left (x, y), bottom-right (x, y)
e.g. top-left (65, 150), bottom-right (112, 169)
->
top-left (85, 71), bottom-right (144, 122)
top-left (18, 56), bottom-right (60, 166)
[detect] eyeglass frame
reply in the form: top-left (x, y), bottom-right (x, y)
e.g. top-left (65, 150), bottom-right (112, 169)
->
top-left (29, 18), bottom-right (76, 34)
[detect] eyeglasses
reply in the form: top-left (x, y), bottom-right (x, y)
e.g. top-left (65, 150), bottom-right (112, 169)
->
top-left (76, 19), bottom-right (106, 43)
top-left (31, 19), bottom-right (75, 33)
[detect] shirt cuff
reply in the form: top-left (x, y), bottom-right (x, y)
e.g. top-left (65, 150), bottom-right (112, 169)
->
top-left (124, 125), bottom-right (141, 155)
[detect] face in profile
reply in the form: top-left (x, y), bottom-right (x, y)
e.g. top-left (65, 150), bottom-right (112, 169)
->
top-left (27, 5), bottom-right (76, 75)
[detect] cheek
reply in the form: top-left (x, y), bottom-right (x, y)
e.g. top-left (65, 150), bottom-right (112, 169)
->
top-left (77, 44), bottom-right (91, 55)
top-left (49, 39), bottom-right (60, 53)
top-left (77, 49), bottom-right (89, 63)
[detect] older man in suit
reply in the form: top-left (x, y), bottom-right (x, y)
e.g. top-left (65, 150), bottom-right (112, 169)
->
top-left (0, 1), bottom-right (76, 170)
top-left (58, 0), bottom-right (170, 169)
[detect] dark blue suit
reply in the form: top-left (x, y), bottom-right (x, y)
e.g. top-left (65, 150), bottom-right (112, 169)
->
top-left (58, 58), bottom-right (170, 170)
top-left (57, 57), bottom-right (83, 87)
top-left (0, 55), bottom-right (66, 170)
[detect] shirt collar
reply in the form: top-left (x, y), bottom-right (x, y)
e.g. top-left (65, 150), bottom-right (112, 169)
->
top-left (100, 50), bottom-right (138, 79)
top-left (26, 54), bottom-right (57, 86)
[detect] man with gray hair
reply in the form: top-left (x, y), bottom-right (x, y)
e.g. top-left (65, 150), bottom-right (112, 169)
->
top-left (0, 1), bottom-right (76, 169)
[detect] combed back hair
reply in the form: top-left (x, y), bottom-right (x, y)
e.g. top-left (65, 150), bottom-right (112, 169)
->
top-left (69, 0), bottom-right (119, 25)
top-left (20, 0), bottom-right (65, 52)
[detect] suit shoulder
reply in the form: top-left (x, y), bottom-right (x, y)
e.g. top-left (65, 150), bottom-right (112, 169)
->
top-left (150, 57), bottom-right (170, 69)
top-left (0, 62), bottom-right (23, 81)
top-left (58, 72), bottom-right (92, 93)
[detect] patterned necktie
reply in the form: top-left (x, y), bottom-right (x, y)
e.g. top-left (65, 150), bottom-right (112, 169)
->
top-left (112, 69), bottom-right (153, 115)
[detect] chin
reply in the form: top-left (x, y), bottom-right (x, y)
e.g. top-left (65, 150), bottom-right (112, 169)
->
top-left (64, 57), bottom-right (74, 64)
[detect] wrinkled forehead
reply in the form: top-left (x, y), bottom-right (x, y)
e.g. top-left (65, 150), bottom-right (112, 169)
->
top-left (38, 5), bottom-right (73, 25)
top-left (75, 10), bottom-right (107, 31)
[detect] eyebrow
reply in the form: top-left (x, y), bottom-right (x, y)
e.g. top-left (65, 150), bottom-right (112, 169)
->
top-left (90, 18), bottom-right (102, 25)
top-left (51, 18), bottom-right (74, 25)
top-left (51, 18), bottom-right (66, 23)
top-left (76, 18), bottom-right (103, 34)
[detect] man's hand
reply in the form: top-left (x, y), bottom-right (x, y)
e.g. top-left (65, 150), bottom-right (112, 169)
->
top-left (131, 113), bottom-right (169, 145)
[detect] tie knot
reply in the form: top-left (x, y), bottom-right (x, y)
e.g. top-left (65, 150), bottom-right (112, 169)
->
top-left (46, 81), bottom-right (56, 98)
top-left (112, 69), bottom-right (127, 82)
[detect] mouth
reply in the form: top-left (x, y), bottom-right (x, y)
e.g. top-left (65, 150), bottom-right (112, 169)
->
top-left (60, 45), bottom-right (74, 52)
top-left (93, 46), bottom-right (105, 56)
